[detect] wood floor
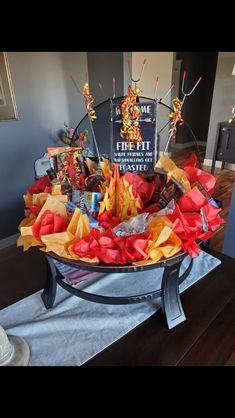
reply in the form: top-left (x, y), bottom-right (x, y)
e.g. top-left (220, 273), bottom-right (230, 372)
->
top-left (171, 146), bottom-right (235, 252)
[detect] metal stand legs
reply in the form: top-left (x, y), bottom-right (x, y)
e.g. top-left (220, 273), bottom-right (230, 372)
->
top-left (161, 262), bottom-right (186, 329)
top-left (41, 254), bottom-right (187, 329)
top-left (41, 256), bottom-right (57, 309)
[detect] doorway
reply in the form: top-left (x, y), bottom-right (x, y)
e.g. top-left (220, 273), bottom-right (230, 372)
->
top-left (172, 52), bottom-right (218, 151)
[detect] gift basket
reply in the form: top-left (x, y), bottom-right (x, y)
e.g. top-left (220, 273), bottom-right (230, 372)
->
top-left (17, 63), bottom-right (225, 267)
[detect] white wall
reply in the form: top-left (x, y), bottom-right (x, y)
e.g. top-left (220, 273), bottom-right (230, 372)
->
top-left (132, 52), bottom-right (174, 99)
top-left (132, 52), bottom-right (174, 151)
top-left (206, 52), bottom-right (235, 161)
top-left (123, 52), bottom-right (132, 94)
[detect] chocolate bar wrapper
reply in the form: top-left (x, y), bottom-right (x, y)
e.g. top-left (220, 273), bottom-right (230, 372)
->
top-left (191, 180), bottom-right (211, 200)
top-left (191, 180), bottom-right (220, 209)
top-left (157, 177), bottom-right (184, 209)
top-left (143, 170), bottom-right (185, 209)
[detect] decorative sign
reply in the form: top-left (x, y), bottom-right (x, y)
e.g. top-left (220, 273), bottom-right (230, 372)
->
top-left (111, 101), bottom-right (157, 173)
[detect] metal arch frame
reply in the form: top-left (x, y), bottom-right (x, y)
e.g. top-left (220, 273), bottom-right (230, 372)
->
top-left (41, 97), bottom-right (202, 329)
top-left (71, 96), bottom-right (202, 168)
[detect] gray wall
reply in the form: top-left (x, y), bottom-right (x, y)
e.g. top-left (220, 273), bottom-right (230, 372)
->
top-left (87, 52), bottom-right (124, 104)
top-left (0, 52), bottom-right (75, 239)
top-left (60, 52), bottom-right (93, 153)
top-left (61, 52), bottom-right (88, 128)
top-left (0, 51), bottom-right (125, 239)
top-left (206, 52), bottom-right (235, 160)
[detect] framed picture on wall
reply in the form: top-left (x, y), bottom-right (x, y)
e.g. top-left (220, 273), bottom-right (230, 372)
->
top-left (0, 52), bottom-right (18, 121)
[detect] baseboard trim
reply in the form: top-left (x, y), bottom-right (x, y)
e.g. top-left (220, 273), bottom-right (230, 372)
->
top-left (203, 158), bottom-right (235, 171)
top-left (0, 233), bottom-right (19, 250)
top-left (174, 141), bottom-right (207, 149)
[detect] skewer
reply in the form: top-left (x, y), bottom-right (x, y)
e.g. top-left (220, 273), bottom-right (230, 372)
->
top-left (163, 73), bottom-right (202, 153)
top-left (127, 58), bottom-right (147, 90)
top-left (154, 76), bottom-right (159, 102)
top-left (180, 72), bottom-right (202, 109)
top-left (159, 83), bottom-right (175, 103)
top-left (98, 82), bottom-right (107, 101)
top-left (89, 118), bottom-right (101, 163)
top-left (70, 75), bottom-right (101, 163)
top-left (112, 76), bottom-right (116, 100)
top-left (69, 75), bottom-right (83, 95)
top-left (163, 133), bottom-right (173, 155)
top-left (138, 58), bottom-right (147, 82)
top-left (181, 71), bottom-right (202, 97)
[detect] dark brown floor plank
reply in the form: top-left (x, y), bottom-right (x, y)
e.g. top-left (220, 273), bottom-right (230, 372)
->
top-left (178, 293), bottom-right (235, 366)
top-left (86, 251), bottom-right (235, 366)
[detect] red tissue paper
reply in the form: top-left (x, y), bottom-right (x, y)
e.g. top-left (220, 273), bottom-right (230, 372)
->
top-left (32, 210), bottom-right (68, 240)
top-left (72, 228), bottom-right (150, 265)
top-left (28, 176), bottom-right (51, 195)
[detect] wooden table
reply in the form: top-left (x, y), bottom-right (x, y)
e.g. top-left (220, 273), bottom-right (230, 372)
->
top-left (85, 247), bottom-right (235, 366)
top-left (223, 182), bottom-right (235, 259)
top-left (1, 245), bottom-right (235, 366)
